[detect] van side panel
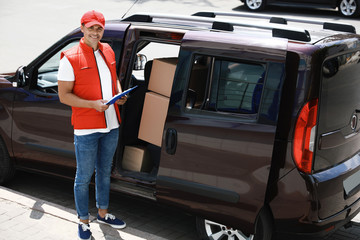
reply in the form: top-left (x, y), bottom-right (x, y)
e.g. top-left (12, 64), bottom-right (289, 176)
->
top-left (156, 31), bottom-right (288, 234)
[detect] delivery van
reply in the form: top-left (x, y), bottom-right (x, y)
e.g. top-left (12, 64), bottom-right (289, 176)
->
top-left (0, 12), bottom-right (360, 240)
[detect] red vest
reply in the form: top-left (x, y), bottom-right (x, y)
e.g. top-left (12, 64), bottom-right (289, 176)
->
top-left (61, 38), bottom-right (121, 129)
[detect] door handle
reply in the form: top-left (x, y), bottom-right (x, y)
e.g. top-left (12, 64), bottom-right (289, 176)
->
top-left (165, 128), bottom-right (177, 155)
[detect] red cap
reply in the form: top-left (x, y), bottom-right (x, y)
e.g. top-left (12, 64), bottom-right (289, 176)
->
top-left (81, 10), bottom-right (105, 28)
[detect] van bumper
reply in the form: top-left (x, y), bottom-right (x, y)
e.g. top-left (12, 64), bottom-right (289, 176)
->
top-left (270, 157), bottom-right (360, 239)
top-left (276, 198), bottom-right (360, 239)
top-left (272, 159), bottom-right (360, 239)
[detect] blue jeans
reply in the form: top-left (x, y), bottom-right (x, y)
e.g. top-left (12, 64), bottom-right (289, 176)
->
top-left (74, 128), bottom-right (119, 220)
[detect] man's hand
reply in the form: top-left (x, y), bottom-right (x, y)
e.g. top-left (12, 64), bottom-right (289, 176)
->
top-left (115, 96), bottom-right (127, 105)
top-left (92, 100), bottom-right (109, 112)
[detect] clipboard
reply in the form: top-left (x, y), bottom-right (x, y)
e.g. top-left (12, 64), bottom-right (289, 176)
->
top-left (105, 85), bottom-right (138, 105)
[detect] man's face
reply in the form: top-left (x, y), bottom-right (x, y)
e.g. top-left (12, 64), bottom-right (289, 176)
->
top-left (81, 24), bottom-right (104, 50)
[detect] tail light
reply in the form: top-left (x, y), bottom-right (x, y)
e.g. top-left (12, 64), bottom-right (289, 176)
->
top-left (293, 99), bottom-right (318, 174)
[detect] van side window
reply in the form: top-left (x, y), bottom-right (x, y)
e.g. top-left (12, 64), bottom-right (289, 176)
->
top-left (186, 55), bottom-right (211, 109)
top-left (186, 55), bottom-right (266, 115)
top-left (36, 41), bottom-right (79, 93)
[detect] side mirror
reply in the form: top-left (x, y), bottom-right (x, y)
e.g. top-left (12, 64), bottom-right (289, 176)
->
top-left (15, 65), bottom-right (27, 87)
top-left (133, 54), bottom-right (147, 70)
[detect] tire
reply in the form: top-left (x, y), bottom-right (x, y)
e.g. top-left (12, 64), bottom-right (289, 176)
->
top-left (0, 138), bottom-right (15, 185)
top-left (196, 208), bottom-right (273, 240)
top-left (245, 0), bottom-right (266, 11)
top-left (253, 207), bottom-right (273, 240)
top-left (339, 0), bottom-right (360, 17)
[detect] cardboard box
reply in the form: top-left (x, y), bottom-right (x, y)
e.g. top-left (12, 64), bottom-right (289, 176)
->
top-left (148, 58), bottom-right (177, 97)
top-left (122, 145), bottom-right (153, 172)
top-left (138, 92), bottom-right (170, 147)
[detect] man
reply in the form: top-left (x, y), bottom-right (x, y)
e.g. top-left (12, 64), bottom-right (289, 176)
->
top-left (58, 10), bottom-right (126, 240)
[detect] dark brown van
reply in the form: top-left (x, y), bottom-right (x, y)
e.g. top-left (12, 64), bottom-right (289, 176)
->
top-left (0, 12), bottom-right (359, 240)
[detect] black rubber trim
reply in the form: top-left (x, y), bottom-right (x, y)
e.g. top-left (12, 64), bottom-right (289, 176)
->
top-left (26, 143), bottom-right (75, 158)
top-left (323, 22), bottom-right (356, 34)
top-left (212, 22), bottom-right (234, 32)
top-left (157, 175), bottom-right (240, 203)
top-left (272, 29), bottom-right (311, 42)
top-left (270, 17), bottom-right (287, 25)
top-left (192, 12), bottom-right (216, 18)
top-left (122, 14), bottom-right (153, 23)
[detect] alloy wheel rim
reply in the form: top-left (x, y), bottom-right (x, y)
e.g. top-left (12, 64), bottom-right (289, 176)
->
top-left (246, 0), bottom-right (263, 10)
top-left (204, 219), bottom-right (254, 240)
top-left (340, 0), bottom-right (357, 16)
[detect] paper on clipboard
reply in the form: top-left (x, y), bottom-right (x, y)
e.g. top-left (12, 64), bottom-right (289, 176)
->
top-left (105, 85), bottom-right (138, 105)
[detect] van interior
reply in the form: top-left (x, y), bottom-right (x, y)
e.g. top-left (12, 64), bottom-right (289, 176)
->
top-left (116, 41), bottom-right (180, 184)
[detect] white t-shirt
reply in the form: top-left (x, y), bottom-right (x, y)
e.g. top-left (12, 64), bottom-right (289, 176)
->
top-left (58, 50), bottom-right (119, 136)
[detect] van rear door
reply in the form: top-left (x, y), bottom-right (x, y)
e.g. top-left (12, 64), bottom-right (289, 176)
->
top-left (315, 50), bottom-right (360, 220)
top-left (155, 31), bottom-right (288, 233)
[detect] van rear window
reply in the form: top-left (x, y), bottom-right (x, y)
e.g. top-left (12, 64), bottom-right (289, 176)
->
top-left (319, 51), bottom-right (360, 133)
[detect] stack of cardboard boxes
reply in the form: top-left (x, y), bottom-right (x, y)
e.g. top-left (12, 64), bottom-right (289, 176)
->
top-left (122, 58), bottom-right (177, 172)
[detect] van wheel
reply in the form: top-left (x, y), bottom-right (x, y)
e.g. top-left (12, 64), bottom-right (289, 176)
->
top-left (245, 0), bottom-right (266, 11)
top-left (339, 0), bottom-right (360, 17)
top-left (0, 138), bottom-right (15, 185)
top-left (196, 208), bottom-right (273, 240)
top-left (196, 217), bottom-right (254, 240)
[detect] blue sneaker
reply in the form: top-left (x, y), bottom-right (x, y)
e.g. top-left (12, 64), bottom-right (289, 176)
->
top-left (78, 222), bottom-right (91, 240)
top-left (97, 213), bottom-right (126, 229)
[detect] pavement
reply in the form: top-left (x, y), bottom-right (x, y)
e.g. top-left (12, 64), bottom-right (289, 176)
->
top-left (0, 184), bottom-right (360, 240)
top-left (0, 186), bottom-right (170, 240)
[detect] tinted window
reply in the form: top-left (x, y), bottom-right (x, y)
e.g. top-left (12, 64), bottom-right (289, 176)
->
top-left (36, 40), bottom-right (116, 92)
top-left (39, 41), bottom-right (79, 74)
top-left (37, 41), bottom-right (79, 92)
top-left (186, 55), bottom-right (266, 116)
top-left (319, 51), bottom-right (360, 132)
top-left (212, 60), bottom-right (265, 114)
top-left (259, 62), bottom-right (284, 122)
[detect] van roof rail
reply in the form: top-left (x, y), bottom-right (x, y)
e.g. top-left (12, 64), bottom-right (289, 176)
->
top-left (122, 14), bottom-right (152, 22)
top-left (212, 22), bottom-right (234, 31)
top-left (192, 11), bottom-right (356, 34)
top-left (270, 17), bottom-right (287, 25)
top-left (122, 13), bottom-right (311, 42)
top-left (323, 22), bottom-right (356, 33)
top-left (193, 12), bottom-right (216, 18)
